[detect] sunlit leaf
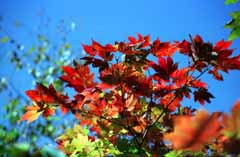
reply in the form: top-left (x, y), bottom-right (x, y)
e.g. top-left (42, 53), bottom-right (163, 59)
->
top-left (164, 110), bottom-right (221, 151)
top-left (225, 0), bottom-right (238, 5)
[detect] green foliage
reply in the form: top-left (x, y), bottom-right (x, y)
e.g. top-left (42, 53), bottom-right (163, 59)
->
top-left (0, 15), bottom-right (80, 156)
top-left (224, 0), bottom-right (240, 40)
top-left (225, 0), bottom-right (238, 5)
top-left (57, 125), bottom-right (121, 157)
top-left (225, 11), bottom-right (240, 40)
top-left (0, 143), bottom-right (30, 157)
top-left (164, 150), bottom-right (206, 157)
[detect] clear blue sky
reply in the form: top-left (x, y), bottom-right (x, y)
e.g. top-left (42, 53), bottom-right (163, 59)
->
top-left (0, 0), bottom-right (240, 113)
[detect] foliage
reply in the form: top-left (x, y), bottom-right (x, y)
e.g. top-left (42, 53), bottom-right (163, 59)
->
top-left (22, 33), bottom-right (240, 156)
top-left (225, 0), bottom-right (238, 5)
top-left (0, 15), bottom-right (79, 156)
top-left (225, 0), bottom-right (240, 40)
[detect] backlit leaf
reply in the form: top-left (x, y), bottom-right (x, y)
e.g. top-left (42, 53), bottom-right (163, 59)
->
top-left (164, 110), bottom-right (221, 151)
top-left (225, 0), bottom-right (238, 5)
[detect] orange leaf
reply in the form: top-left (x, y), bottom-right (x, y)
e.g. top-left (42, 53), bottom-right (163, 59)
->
top-left (20, 105), bottom-right (42, 123)
top-left (164, 110), bottom-right (221, 151)
top-left (125, 94), bottom-right (138, 111)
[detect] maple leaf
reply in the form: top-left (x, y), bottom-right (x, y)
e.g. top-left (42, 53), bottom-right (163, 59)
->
top-left (20, 104), bottom-right (42, 123)
top-left (149, 57), bottom-right (178, 81)
top-left (170, 68), bottom-right (189, 88)
top-left (150, 38), bottom-right (178, 57)
top-left (179, 36), bottom-right (240, 80)
top-left (92, 40), bottom-right (116, 60)
top-left (213, 39), bottom-right (232, 52)
top-left (178, 40), bottom-right (191, 55)
top-left (99, 68), bottom-right (120, 85)
top-left (126, 77), bottom-right (153, 96)
top-left (128, 33), bottom-right (150, 48)
top-left (128, 36), bottom-right (138, 44)
top-left (82, 40), bottom-right (116, 60)
top-left (116, 34), bottom-right (150, 56)
top-left (178, 35), bottom-right (206, 59)
top-left (164, 110), bottom-right (222, 151)
top-left (208, 39), bottom-right (240, 80)
top-left (60, 64), bottom-right (95, 92)
top-left (81, 56), bottom-right (109, 71)
top-left (208, 68), bottom-right (224, 81)
top-left (160, 93), bottom-right (182, 111)
top-left (82, 44), bottom-right (95, 56)
top-left (193, 88), bottom-right (214, 105)
top-left (25, 83), bottom-right (69, 115)
top-left (26, 83), bottom-right (56, 103)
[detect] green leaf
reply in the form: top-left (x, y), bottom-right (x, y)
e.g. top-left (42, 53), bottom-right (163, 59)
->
top-left (26, 46), bottom-right (36, 55)
top-left (225, 0), bottom-right (238, 5)
top-left (0, 128), bottom-right (6, 139)
top-left (1, 36), bottom-right (9, 43)
top-left (229, 27), bottom-right (240, 40)
top-left (230, 11), bottom-right (240, 19)
top-left (65, 43), bottom-right (71, 49)
top-left (165, 151), bottom-right (180, 157)
top-left (13, 143), bottom-right (30, 152)
top-left (225, 11), bottom-right (240, 40)
top-left (11, 99), bottom-right (19, 107)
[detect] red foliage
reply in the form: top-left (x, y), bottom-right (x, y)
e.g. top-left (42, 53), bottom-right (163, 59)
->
top-left (21, 34), bottom-right (240, 155)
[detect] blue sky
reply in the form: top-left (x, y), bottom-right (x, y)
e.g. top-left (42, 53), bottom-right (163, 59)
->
top-left (0, 0), bottom-right (240, 114)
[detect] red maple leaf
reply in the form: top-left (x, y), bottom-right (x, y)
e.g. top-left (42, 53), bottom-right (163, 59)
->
top-left (82, 40), bottom-right (117, 60)
top-left (60, 64), bottom-right (95, 92)
top-left (150, 38), bottom-right (178, 57)
top-left (148, 57), bottom-right (178, 81)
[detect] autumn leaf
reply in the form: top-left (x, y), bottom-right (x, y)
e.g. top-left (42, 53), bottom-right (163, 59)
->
top-left (81, 56), bottom-right (109, 71)
top-left (42, 108), bottom-right (55, 117)
top-left (148, 57), bottom-right (178, 81)
top-left (170, 68), bottom-right (189, 88)
top-left (60, 64), bottom-right (95, 92)
top-left (128, 33), bottom-right (150, 48)
top-left (150, 38), bottom-right (178, 57)
top-left (160, 93), bottom-right (182, 111)
top-left (25, 83), bottom-right (56, 103)
top-left (213, 40), bottom-right (232, 52)
top-left (25, 83), bottom-right (69, 116)
top-left (164, 110), bottom-right (222, 151)
top-left (193, 88), bottom-right (214, 105)
top-left (20, 104), bottom-right (42, 123)
top-left (22, 33), bottom-right (240, 156)
top-left (91, 40), bottom-right (115, 60)
top-left (125, 94), bottom-right (138, 112)
top-left (82, 40), bottom-right (116, 60)
top-left (82, 44), bottom-right (95, 56)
